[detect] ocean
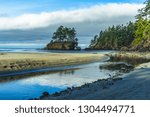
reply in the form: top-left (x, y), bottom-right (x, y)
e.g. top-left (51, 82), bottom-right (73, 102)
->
top-left (0, 32), bottom-right (93, 52)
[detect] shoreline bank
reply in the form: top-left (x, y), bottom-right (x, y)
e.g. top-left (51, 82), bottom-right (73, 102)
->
top-left (41, 67), bottom-right (150, 100)
top-left (39, 52), bottom-right (150, 100)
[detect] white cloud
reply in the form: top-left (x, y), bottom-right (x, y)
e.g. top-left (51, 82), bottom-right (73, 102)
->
top-left (0, 3), bottom-right (143, 30)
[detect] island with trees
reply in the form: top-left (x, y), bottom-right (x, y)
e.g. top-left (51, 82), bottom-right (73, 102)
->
top-left (45, 26), bottom-right (80, 50)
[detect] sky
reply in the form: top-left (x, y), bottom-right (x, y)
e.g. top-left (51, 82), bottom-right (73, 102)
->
top-left (0, 0), bottom-right (145, 17)
top-left (0, 0), bottom-right (145, 38)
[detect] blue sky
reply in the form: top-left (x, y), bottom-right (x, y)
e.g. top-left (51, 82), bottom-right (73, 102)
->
top-left (0, 0), bottom-right (145, 45)
top-left (0, 0), bottom-right (145, 16)
top-left (0, 0), bottom-right (145, 34)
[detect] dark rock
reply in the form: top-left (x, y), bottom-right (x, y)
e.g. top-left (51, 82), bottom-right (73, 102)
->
top-left (45, 41), bottom-right (77, 50)
top-left (130, 38), bottom-right (150, 52)
top-left (99, 62), bottom-right (134, 73)
top-left (39, 92), bottom-right (49, 99)
top-left (109, 53), bottom-right (150, 65)
top-left (76, 46), bottom-right (81, 50)
top-left (52, 92), bottom-right (61, 97)
top-left (113, 77), bottom-right (123, 81)
top-left (42, 92), bottom-right (49, 96)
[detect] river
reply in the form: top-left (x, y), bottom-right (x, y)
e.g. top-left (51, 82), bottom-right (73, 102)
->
top-left (0, 50), bottom-right (117, 100)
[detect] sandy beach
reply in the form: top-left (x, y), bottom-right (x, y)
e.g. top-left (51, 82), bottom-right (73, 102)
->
top-left (0, 52), bottom-right (106, 72)
top-left (1, 51), bottom-right (150, 100)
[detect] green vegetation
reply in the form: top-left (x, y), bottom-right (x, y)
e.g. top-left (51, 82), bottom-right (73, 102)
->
top-left (51, 26), bottom-right (78, 45)
top-left (132, 0), bottom-right (150, 47)
top-left (132, 18), bottom-right (148, 46)
top-left (46, 26), bottom-right (80, 50)
top-left (89, 0), bottom-right (150, 51)
top-left (89, 22), bottom-right (136, 50)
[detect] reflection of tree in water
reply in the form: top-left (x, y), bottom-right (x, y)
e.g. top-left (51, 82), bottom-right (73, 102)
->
top-left (59, 69), bottom-right (75, 76)
top-left (109, 55), bottom-right (150, 66)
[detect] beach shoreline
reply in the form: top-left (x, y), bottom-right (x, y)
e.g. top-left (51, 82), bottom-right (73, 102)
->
top-left (39, 52), bottom-right (150, 100)
top-left (40, 67), bottom-right (150, 100)
top-left (0, 52), bottom-right (106, 72)
top-left (1, 51), bottom-right (150, 100)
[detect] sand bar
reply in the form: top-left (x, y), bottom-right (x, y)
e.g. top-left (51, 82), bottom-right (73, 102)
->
top-left (0, 52), bottom-right (106, 72)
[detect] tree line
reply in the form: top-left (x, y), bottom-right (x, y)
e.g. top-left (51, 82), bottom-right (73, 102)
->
top-left (89, 0), bottom-right (150, 51)
top-left (48, 0), bottom-right (149, 51)
top-left (89, 21), bottom-right (136, 50)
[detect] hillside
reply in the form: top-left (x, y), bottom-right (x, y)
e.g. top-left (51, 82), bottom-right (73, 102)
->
top-left (89, 0), bottom-right (150, 51)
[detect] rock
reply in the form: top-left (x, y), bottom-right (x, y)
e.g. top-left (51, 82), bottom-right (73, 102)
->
top-left (113, 77), bottom-right (123, 81)
top-left (45, 41), bottom-right (77, 50)
top-left (42, 92), bottom-right (49, 96)
top-left (39, 92), bottom-right (50, 99)
top-left (99, 62), bottom-right (134, 73)
top-left (131, 38), bottom-right (150, 52)
top-left (76, 46), bottom-right (81, 50)
top-left (84, 48), bottom-right (91, 50)
top-left (120, 47), bottom-right (129, 51)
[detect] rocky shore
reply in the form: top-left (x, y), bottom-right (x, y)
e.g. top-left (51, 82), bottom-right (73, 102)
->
top-left (39, 52), bottom-right (150, 100)
top-left (41, 67), bottom-right (150, 100)
top-left (45, 41), bottom-right (79, 50)
top-left (108, 52), bottom-right (150, 65)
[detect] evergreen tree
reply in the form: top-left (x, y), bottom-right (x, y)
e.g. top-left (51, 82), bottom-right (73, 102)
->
top-left (52, 26), bottom-right (78, 43)
top-left (89, 22), bottom-right (136, 50)
top-left (132, 0), bottom-right (150, 47)
top-left (89, 0), bottom-right (149, 51)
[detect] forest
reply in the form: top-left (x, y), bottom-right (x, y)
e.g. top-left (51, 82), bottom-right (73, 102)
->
top-left (89, 0), bottom-right (150, 51)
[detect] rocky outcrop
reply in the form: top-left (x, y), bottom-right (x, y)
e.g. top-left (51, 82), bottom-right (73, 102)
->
top-left (130, 39), bottom-right (150, 52)
top-left (89, 44), bottom-right (119, 50)
top-left (86, 43), bottom-right (120, 50)
top-left (99, 62), bottom-right (134, 73)
top-left (109, 52), bottom-right (150, 66)
top-left (45, 41), bottom-right (77, 50)
top-left (88, 38), bottom-right (150, 52)
top-left (121, 39), bottom-right (150, 52)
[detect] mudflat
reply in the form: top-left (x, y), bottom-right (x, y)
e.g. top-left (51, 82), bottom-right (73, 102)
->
top-left (0, 52), bottom-right (106, 72)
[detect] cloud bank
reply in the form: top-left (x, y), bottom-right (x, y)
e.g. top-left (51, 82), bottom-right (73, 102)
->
top-left (0, 3), bottom-right (143, 30)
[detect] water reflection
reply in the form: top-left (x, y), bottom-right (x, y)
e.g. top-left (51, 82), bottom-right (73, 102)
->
top-left (59, 69), bottom-right (76, 76)
top-left (0, 62), bottom-right (117, 100)
top-left (20, 62), bottom-right (116, 88)
top-left (0, 68), bottom-right (79, 83)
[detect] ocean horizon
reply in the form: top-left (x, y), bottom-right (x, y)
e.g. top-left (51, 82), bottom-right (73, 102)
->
top-left (0, 35), bottom-right (93, 51)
